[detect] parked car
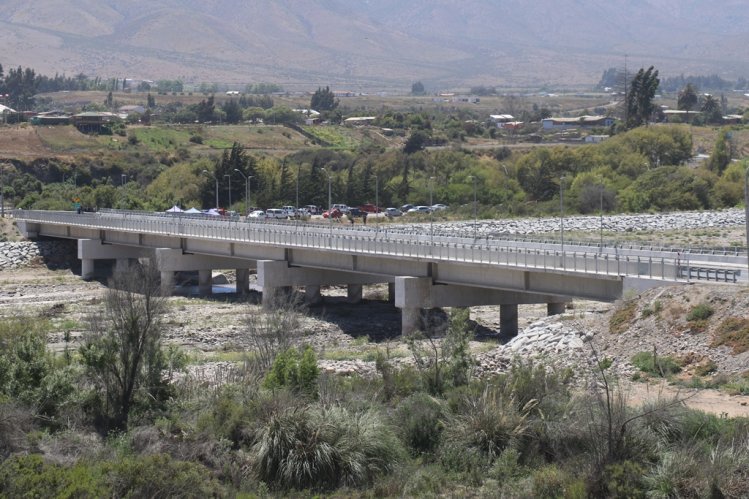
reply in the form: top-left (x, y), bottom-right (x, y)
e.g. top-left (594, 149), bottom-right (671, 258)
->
top-left (332, 203), bottom-right (350, 213)
top-left (304, 205), bottom-right (320, 215)
top-left (359, 203), bottom-right (381, 213)
top-left (407, 205), bottom-right (432, 214)
top-left (348, 207), bottom-right (363, 217)
top-left (431, 204), bottom-right (448, 211)
top-left (385, 207), bottom-right (402, 217)
top-left (322, 208), bottom-right (343, 219)
top-left (401, 204), bottom-right (415, 212)
top-left (281, 206), bottom-right (296, 217)
top-left (248, 210), bottom-right (266, 219)
top-left (265, 208), bottom-right (287, 219)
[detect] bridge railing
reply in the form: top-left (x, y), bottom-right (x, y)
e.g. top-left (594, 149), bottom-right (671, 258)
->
top-left (14, 209), bottom-right (742, 284)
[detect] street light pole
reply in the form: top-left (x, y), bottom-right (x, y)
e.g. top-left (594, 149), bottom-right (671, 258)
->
top-left (0, 163), bottom-right (5, 218)
top-left (375, 174), bottom-right (379, 229)
top-left (599, 181), bottom-right (604, 252)
top-left (233, 169), bottom-right (249, 215)
top-left (560, 176), bottom-right (565, 266)
top-left (429, 176), bottom-right (435, 246)
top-left (745, 167), bottom-right (749, 283)
top-left (468, 175), bottom-right (478, 239)
top-left (121, 174), bottom-right (127, 186)
top-left (322, 167), bottom-right (332, 231)
top-left (224, 174), bottom-right (232, 208)
top-left (296, 164), bottom-right (300, 214)
top-left (202, 170), bottom-right (219, 210)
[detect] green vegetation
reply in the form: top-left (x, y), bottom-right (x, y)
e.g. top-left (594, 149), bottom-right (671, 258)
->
top-left (610, 299), bottom-right (637, 334)
top-left (687, 303), bottom-right (714, 322)
top-left (711, 317), bottom-right (749, 353)
top-left (631, 351), bottom-right (682, 377)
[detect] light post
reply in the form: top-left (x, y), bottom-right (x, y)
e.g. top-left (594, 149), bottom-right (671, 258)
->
top-left (296, 164), bottom-right (300, 214)
top-left (0, 163), bottom-right (6, 218)
top-left (224, 174), bottom-right (232, 208)
top-left (599, 180), bottom-right (604, 252)
top-left (745, 167), bottom-right (749, 283)
top-left (202, 170), bottom-right (219, 210)
top-left (374, 174), bottom-right (379, 229)
top-left (234, 169), bottom-right (251, 215)
top-left (468, 175), bottom-right (478, 239)
top-left (429, 176), bottom-right (435, 246)
top-left (560, 176), bottom-right (565, 266)
top-left (121, 174), bottom-right (127, 186)
top-left (321, 167), bottom-right (332, 231)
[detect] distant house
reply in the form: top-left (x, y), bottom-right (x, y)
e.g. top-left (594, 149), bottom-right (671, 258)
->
top-left (722, 114), bottom-right (744, 125)
top-left (584, 134), bottom-right (609, 143)
top-left (30, 111), bottom-right (71, 126)
top-left (293, 109), bottom-right (320, 117)
top-left (118, 105), bottom-right (146, 115)
top-left (489, 114), bottom-right (515, 128)
top-left (662, 109), bottom-right (699, 123)
top-left (344, 116), bottom-right (376, 126)
top-left (0, 104), bottom-right (17, 124)
top-left (72, 111), bottom-right (119, 132)
top-left (541, 115), bottom-right (615, 130)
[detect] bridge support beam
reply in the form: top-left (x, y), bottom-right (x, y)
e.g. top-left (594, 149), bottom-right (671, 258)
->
top-left (160, 271), bottom-right (175, 296)
top-left (547, 302), bottom-right (566, 316)
top-left (198, 270), bottom-right (213, 296)
top-left (500, 304), bottom-right (519, 338)
top-left (305, 285), bottom-right (323, 305)
top-left (347, 284), bottom-right (363, 304)
top-left (78, 239), bottom-right (152, 280)
top-left (81, 259), bottom-right (95, 280)
top-left (256, 259), bottom-right (387, 307)
top-left (236, 268), bottom-right (250, 295)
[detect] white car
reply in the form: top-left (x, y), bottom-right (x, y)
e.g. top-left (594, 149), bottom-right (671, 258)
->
top-left (407, 205), bottom-right (432, 214)
top-left (281, 206), bottom-right (296, 217)
top-left (431, 204), bottom-right (448, 211)
top-left (265, 208), bottom-right (287, 219)
top-left (248, 210), bottom-right (266, 219)
top-left (385, 207), bottom-right (402, 217)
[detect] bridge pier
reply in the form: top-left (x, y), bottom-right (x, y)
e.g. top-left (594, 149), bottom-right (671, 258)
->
top-left (78, 239), bottom-right (151, 280)
top-left (160, 271), bottom-right (175, 296)
top-left (236, 268), bottom-right (250, 295)
top-left (500, 304), bottom-right (519, 338)
top-left (547, 302), bottom-right (567, 316)
top-left (347, 284), bottom-right (363, 304)
top-left (305, 285), bottom-right (323, 305)
top-left (198, 270), bottom-right (213, 296)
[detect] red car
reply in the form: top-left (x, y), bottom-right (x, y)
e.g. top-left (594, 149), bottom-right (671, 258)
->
top-left (359, 203), bottom-right (381, 213)
top-left (322, 208), bottom-right (343, 219)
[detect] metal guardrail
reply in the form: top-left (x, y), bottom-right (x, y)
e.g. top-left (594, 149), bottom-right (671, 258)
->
top-left (13, 209), bottom-right (743, 284)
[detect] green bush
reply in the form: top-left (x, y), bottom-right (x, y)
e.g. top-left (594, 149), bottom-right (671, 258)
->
top-left (631, 351), bottom-right (682, 377)
top-left (0, 454), bottom-right (107, 497)
top-left (393, 392), bottom-right (446, 456)
top-left (263, 345), bottom-right (320, 396)
top-left (251, 404), bottom-right (403, 490)
top-left (687, 303), bottom-right (714, 322)
top-left (105, 454), bottom-right (224, 498)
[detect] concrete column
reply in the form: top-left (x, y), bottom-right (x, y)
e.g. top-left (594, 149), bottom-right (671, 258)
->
top-left (547, 302), bottom-right (566, 316)
top-left (236, 268), bottom-right (250, 295)
top-left (81, 259), bottom-right (95, 280)
top-left (347, 284), bottom-right (363, 304)
top-left (500, 304), bottom-right (519, 338)
top-left (306, 285), bottom-right (322, 305)
top-left (160, 271), bottom-right (175, 296)
top-left (402, 307), bottom-right (422, 336)
top-left (388, 282), bottom-right (396, 303)
top-left (115, 258), bottom-right (131, 273)
top-left (198, 270), bottom-right (213, 296)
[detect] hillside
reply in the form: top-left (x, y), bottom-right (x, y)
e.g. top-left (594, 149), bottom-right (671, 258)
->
top-left (1, 0), bottom-right (749, 89)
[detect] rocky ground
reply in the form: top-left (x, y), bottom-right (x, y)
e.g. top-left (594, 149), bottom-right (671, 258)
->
top-left (1, 211), bottom-right (748, 416)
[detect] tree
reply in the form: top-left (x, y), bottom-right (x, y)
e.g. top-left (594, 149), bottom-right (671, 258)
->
top-left (221, 99), bottom-right (242, 124)
top-left (411, 81), bottom-right (426, 95)
top-left (403, 130), bottom-right (429, 154)
top-left (677, 83), bottom-right (698, 112)
top-left (310, 86), bottom-right (338, 112)
top-left (146, 93), bottom-right (155, 109)
top-left (701, 94), bottom-right (722, 124)
top-left (625, 66), bottom-right (659, 129)
top-left (80, 262), bottom-right (170, 432)
top-left (195, 95), bottom-right (215, 123)
top-left (707, 130), bottom-right (732, 174)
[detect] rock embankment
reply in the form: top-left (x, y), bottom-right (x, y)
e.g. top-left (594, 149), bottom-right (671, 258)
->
top-left (0, 240), bottom-right (76, 270)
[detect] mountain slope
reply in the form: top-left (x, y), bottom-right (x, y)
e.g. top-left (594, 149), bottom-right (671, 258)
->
top-left (1, 0), bottom-right (747, 89)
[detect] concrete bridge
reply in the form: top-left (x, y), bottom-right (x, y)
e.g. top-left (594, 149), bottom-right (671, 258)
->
top-left (13, 209), bottom-right (745, 336)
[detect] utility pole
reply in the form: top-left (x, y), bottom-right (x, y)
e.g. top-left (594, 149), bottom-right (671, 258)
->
top-left (468, 175), bottom-right (478, 240)
top-left (560, 176), bottom-right (565, 266)
top-left (202, 170), bottom-right (219, 210)
top-left (745, 167), bottom-right (749, 283)
top-left (224, 174), bottom-right (231, 208)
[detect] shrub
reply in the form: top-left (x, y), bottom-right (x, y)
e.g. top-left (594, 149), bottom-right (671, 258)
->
top-left (711, 317), bottom-right (749, 354)
top-left (0, 454), bottom-right (107, 497)
top-left (393, 392), bottom-right (446, 456)
top-left (610, 300), bottom-right (637, 334)
top-left (687, 303), bottom-right (714, 322)
top-left (251, 404), bottom-right (403, 490)
top-left (105, 454), bottom-right (224, 497)
top-left (631, 351), bottom-right (682, 377)
top-left (189, 134), bottom-right (203, 144)
top-left (263, 345), bottom-right (319, 396)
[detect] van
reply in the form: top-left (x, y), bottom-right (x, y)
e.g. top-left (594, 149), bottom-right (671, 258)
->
top-left (265, 208), bottom-right (286, 219)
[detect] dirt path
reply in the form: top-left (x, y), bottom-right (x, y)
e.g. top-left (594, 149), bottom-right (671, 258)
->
top-left (624, 380), bottom-right (749, 418)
